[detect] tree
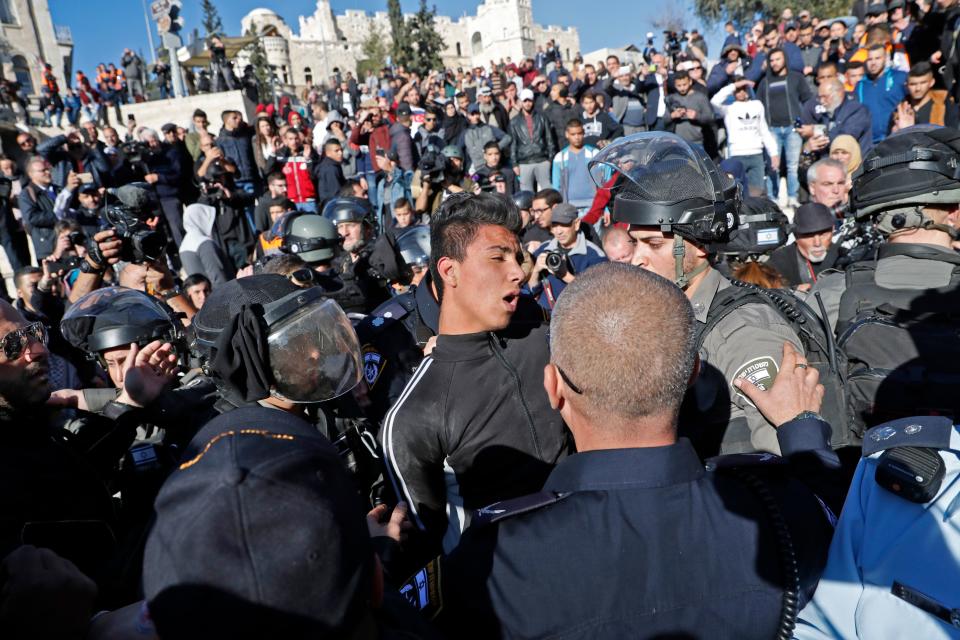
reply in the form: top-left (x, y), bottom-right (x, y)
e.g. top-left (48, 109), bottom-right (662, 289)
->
top-left (387, 0), bottom-right (408, 65)
top-left (403, 0), bottom-right (446, 75)
top-left (244, 29), bottom-right (274, 104)
top-left (693, 0), bottom-right (851, 28)
top-left (201, 0), bottom-right (224, 36)
top-left (359, 26), bottom-right (389, 79)
top-left (652, 5), bottom-right (686, 37)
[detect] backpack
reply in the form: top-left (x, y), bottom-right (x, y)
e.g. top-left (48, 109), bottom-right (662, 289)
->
top-left (696, 279), bottom-right (855, 450)
top-left (836, 245), bottom-right (960, 436)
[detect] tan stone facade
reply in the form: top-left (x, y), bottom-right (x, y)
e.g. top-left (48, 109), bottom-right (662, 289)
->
top-left (0, 0), bottom-right (72, 95)
top-left (240, 0), bottom-right (579, 90)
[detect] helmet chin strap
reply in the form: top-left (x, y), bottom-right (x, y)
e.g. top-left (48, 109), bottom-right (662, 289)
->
top-left (673, 234), bottom-right (709, 289)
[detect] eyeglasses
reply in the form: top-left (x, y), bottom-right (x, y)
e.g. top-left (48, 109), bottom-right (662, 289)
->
top-left (531, 207), bottom-right (551, 214)
top-left (0, 321), bottom-right (47, 361)
top-left (554, 364), bottom-right (583, 395)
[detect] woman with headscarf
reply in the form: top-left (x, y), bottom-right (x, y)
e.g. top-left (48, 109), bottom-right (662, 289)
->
top-left (179, 203), bottom-right (234, 287)
top-left (441, 101), bottom-right (467, 148)
top-left (829, 134), bottom-right (862, 179)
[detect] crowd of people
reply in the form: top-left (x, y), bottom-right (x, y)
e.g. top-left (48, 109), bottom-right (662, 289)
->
top-left (1, 1), bottom-right (960, 638)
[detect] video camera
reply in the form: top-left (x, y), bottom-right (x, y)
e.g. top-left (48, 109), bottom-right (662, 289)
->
top-left (92, 184), bottom-right (167, 264)
top-left (119, 140), bottom-right (149, 167)
top-left (664, 30), bottom-right (687, 57)
top-left (419, 148), bottom-right (448, 185)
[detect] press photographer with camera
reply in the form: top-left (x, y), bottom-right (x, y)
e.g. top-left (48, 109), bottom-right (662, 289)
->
top-left (198, 157), bottom-right (256, 270)
top-left (528, 202), bottom-right (606, 309)
top-left (67, 185), bottom-right (196, 324)
top-left (138, 128), bottom-right (187, 249)
top-left (414, 146), bottom-right (477, 215)
top-left (19, 158), bottom-right (76, 261)
top-left (36, 129), bottom-right (110, 191)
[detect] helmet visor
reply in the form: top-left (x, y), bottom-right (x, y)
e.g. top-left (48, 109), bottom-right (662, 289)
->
top-left (397, 226), bottom-right (431, 268)
top-left (266, 298), bottom-right (362, 403)
top-left (588, 132), bottom-right (717, 203)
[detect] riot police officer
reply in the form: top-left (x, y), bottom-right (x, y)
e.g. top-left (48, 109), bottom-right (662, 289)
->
top-left (324, 197), bottom-right (391, 315)
top-left (588, 132), bottom-right (847, 456)
top-left (809, 127), bottom-right (960, 436)
top-left (276, 210), bottom-right (340, 272)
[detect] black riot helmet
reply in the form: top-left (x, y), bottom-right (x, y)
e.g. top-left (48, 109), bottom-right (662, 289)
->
top-left (852, 126), bottom-right (960, 238)
top-left (588, 132), bottom-right (741, 287)
top-left (60, 287), bottom-right (183, 367)
top-left (322, 196), bottom-right (375, 227)
top-left (192, 275), bottom-right (362, 404)
top-left (396, 226), bottom-right (430, 271)
top-left (512, 190), bottom-right (535, 211)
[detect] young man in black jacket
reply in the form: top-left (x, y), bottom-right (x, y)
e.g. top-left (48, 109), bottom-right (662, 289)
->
top-left (380, 192), bottom-right (572, 559)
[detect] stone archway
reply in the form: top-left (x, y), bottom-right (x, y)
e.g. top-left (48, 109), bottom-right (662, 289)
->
top-left (471, 32), bottom-right (483, 56)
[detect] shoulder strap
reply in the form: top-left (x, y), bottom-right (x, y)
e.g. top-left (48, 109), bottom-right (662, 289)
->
top-left (862, 416), bottom-right (955, 457)
top-left (472, 490), bottom-right (572, 526)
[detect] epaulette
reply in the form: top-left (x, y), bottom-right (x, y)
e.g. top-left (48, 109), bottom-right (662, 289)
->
top-left (472, 490), bottom-right (571, 526)
top-left (705, 452), bottom-right (785, 472)
top-left (862, 416), bottom-right (956, 457)
top-left (362, 298), bottom-right (413, 333)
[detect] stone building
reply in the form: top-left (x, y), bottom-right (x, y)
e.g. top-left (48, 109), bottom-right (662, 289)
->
top-left (0, 0), bottom-right (72, 95)
top-left (240, 0), bottom-right (579, 90)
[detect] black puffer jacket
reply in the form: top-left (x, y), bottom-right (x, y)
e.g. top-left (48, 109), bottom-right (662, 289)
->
top-left (380, 308), bottom-right (573, 555)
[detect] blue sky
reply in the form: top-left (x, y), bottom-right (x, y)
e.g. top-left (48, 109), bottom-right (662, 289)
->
top-left (55, 0), bottom-right (725, 77)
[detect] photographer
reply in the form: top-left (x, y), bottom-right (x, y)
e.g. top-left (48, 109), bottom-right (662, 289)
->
top-left (528, 202), bottom-right (607, 309)
top-left (36, 129), bottom-right (110, 191)
top-left (414, 146), bottom-right (477, 215)
top-left (19, 158), bottom-right (74, 261)
top-left (140, 128), bottom-right (186, 248)
top-left (198, 159), bottom-right (256, 270)
top-left (73, 185), bottom-right (104, 239)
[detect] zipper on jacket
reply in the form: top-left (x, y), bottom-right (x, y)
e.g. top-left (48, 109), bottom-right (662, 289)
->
top-left (489, 333), bottom-right (544, 460)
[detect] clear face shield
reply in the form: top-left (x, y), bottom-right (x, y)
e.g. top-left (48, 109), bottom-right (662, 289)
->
top-left (396, 226), bottom-right (431, 270)
top-left (61, 286), bottom-right (179, 355)
top-left (263, 290), bottom-right (362, 403)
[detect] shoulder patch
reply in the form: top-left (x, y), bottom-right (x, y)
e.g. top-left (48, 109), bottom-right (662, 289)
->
top-left (862, 416), bottom-right (955, 457)
top-left (731, 356), bottom-right (779, 405)
top-left (399, 557), bottom-right (443, 619)
top-left (361, 345), bottom-right (387, 388)
top-left (472, 490), bottom-right (571, 526)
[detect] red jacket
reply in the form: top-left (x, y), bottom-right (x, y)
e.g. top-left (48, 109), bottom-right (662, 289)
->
top-left (272, 147), bottom-right (319, 203)
top-left (349, 122), bottom-right (391, 158)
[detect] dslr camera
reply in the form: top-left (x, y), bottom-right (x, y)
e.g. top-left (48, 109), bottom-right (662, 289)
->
top-left (93, 184), bottom-right (167, 264)
top-left (544, 251), bottom-right (570, 278)
top-left (119, 140), bottom-right (149, 167)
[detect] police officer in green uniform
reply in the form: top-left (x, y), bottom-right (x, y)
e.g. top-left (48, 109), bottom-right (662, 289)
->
top-left (325, 197), bottom-right (391, 315)
top-left (807, 127), bottom-right (960, 436)
top-left (589, 132), bottom-right (812, 456)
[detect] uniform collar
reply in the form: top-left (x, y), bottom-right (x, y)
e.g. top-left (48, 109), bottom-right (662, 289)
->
top-left (544, 439), bottom-right (704, 492)
top-left (414, 274), bottom-right (440, 333)
top-left (687, 266), bottom-right (724, 323)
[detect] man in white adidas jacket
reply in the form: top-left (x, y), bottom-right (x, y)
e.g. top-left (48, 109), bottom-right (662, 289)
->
top-left (712, 79), bottom-right (779, 195)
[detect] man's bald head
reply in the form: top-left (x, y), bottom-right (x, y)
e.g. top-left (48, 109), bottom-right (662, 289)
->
top-left (551, 263), bottom-right (696, 425)
top-left (602, 227), bottom-right (636, 263)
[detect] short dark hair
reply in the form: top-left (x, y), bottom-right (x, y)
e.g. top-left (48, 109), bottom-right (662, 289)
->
top-left (867, 42), bottom-right (887, 53)
top-left (910, 61), bottom-right (934, 77)
top-left (323, 138), bottom-right (342, 151)
top-left (183, 273), bottom-right (211, 290)
top-left (393, 197), bottom-right (411, 211)
top-left (483, 140), bottom-right (500, 152)
top-left (846, 60), bottom-right (865, 71)
top-left (533, 188), bottom-right (562, 207)
top-left (768, 47), bottom-right (786, 61)
top-left (14, 266), bottom-right (41, 291)
top-left (220, 109), bottom-right (240, 123)
top-left (762, 23), bottom-right (779, 36)
top-left (192, 109), bottom-right (208, 120)
top-left (565, 118), bottom-right (584, 131)
top-left (673, 70), bottom-right (690, 82)
top-left (429, 193), bottom-right (522, 297)
top-left (337, 179), bottom-right (362, 197)
top-left (267, 171), bottom-right (286, 184)
top-left (54, 218), bottom-right (80, 235)
top-left (606, 54), bottom-right (620, 65)
top-left (268, 198), bottom-right (295, 211)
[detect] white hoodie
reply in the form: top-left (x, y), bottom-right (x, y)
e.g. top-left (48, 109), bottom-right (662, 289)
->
top-left (711, 84), bottom-right (778, 159)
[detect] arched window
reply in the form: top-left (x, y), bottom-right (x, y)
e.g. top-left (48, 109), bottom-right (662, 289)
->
top-left (566, 48), bottom-right (570, 61)
top-left (304, 67), bottom-right (313, 85)
top-left (0, 0), bottom-right (16, 24)
top-left (12, 55), bottom-right (32, 95)
top-left (456, 42), bottom-right (461, 57)
top-left (281, 65), bottom-right (288, 84)
top-left (471, 32), bottom-right (483, 56)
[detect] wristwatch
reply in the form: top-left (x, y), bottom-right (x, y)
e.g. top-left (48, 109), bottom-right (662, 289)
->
top-left (158, 285), bottom-right (182, 301)
top-left (790, 411), bottom-right (824, 422)
top-left (79, 258), bottom-right (105, 275)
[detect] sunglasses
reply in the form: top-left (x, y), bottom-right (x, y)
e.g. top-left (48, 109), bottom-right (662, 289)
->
top-left (555, 364), bottom-right (583, 395)
top-left (1, 321), bottom-right (47, 361)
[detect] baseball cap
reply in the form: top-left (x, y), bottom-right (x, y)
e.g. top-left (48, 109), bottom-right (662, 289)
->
top-left (551, 203), bottom-right (580, 225)
top-left (143, 406), bottom-right (373, 639)
top-left (866, 2), bottom-right (887, 15)
top-left (793, 203), bottom-right (835, 234)
top-left (520, 88), bottom-right (535, 102)
top-left (887, 0), bottom-right (905, 9)
top-left (784, 21), bottom-right (799, 31)
top-left (396, 102), bottom-right (412, 117)
top-left (467, 102), bottom-right (480, 113)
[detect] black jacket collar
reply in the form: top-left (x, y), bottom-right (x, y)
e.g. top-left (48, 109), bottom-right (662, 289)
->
top-left (544, 439), bottom-right (704, 492)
